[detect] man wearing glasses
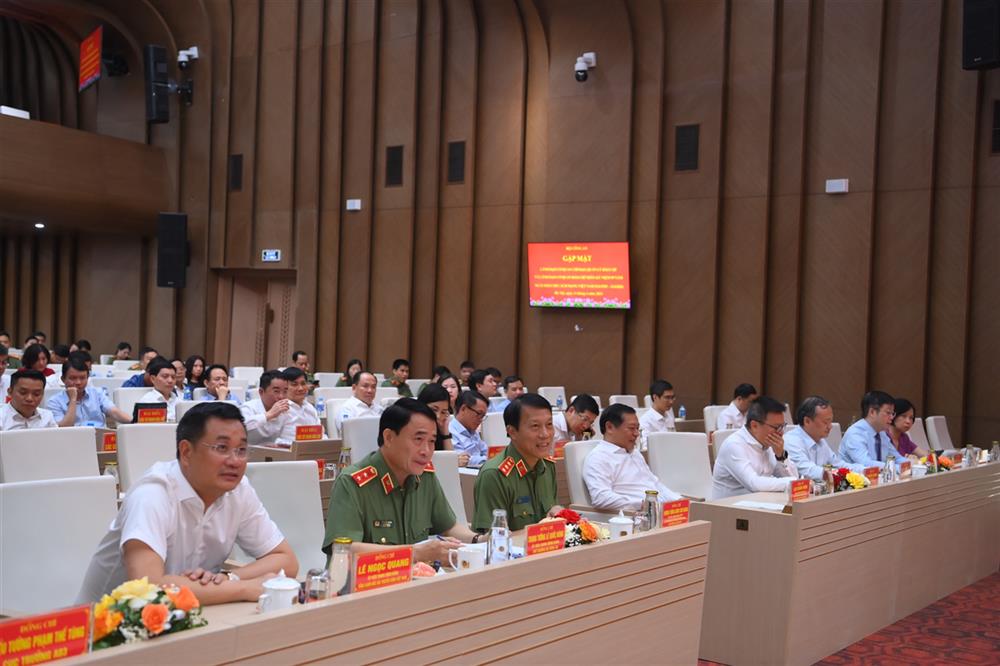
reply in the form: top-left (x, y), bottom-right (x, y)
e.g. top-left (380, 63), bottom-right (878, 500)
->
top-left (711, 395), bottom-right (798, 499)
top-left (449, 390), bottom-right (490, 467)
top-left (839, 390), bottom-right (904, 470)
top-left (77, 402), bottom-right (298, 605)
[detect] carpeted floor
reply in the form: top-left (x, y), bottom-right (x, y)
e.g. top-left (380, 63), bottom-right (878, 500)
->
top-left (699, 572), bottom-right (1000, 666)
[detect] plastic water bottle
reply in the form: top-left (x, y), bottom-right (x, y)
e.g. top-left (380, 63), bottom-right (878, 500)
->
top-left (678, 405), bottom-right (687, 420)
top-left (316, 395), bottom-right (326, 418)
top-left (245, 388), bottom-right (252, 402)
top-left (183, 385), bottom-right (193, 401)
top-left (486, 509), bottom-right (510, 564)
top-left (106, 368), bottom-right (113, 377)
top-left (555, 395), bottom-right (564, 411)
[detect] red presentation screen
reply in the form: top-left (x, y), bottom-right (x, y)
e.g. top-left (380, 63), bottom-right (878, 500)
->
top-left (527, 242), bottom-right (631, 309)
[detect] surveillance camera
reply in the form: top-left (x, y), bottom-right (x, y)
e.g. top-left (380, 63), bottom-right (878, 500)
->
top-left (575, 57), bottom-right (589, 82)
top-left (177, 53), bottom-right (190, 69)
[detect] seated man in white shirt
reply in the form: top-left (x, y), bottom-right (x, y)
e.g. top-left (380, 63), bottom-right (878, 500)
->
top-left (784, 396), bottom-right (864, 481)
top-left (239, 370), bottom-right (292, 446)
top-left (711, 395), bottom-right (797, 499)
top-left (583, 403), bottom-right (681, 512)
top-left (77, 401), bottom-right (298, 605)
top-left (639, 379), bottom-right (676, 439)
top-left (716, 382), bottom-right (758, 431)
top-left (48, 353), bottom-right (132, 427)
top-left (838, 390), bottom-right (905, 470)
top-left (449, 390), bottom-right (489, 467)
top-left (138, 357), bottom-right (181, 421)
top-left (200, 364), bottom-right (242, 404)
top-left (334, 371), bottom-right (383, 432)
top-left (276, 366), bottom-right (325, 445)
top-left (0, 369), bottom-right (58, 430)
top-left (553, 394), bottom-right (599, 443)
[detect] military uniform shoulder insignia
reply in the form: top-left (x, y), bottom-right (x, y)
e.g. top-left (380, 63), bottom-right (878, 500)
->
top-left (381, 472), bottom-right (394, 495)
top-left (350, 465), bottom-right (378, 487)
top-left (498, 456), bottom-right (516, 477)
top-left (423, 462), bottom-right (436, 473)
top-left (543, 455), bottom-right (558, 463)
top-left (515, 459), bottom-right (528, 477)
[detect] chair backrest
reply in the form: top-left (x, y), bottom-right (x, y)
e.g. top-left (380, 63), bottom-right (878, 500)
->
top-left (323, 399), bottom-right (350, 438)
top-left (112, 360), bottom-right (135, 371)
top-left (925, 416), bottom-right (954, 451)
top-left (407, 379), bottom-right (428, 395)
top-left (482, 412), bottom-right (508, 446)
top-left (703, 405), bottom-right (728, 434)
top-left (113, 387), bottom-right (155, 418)
top-left (374, 387), bottom-right (399, 403)
top-left (488, 396), bottom-right (506, 408)
top-left (232, 366), bottom-right (265, 385)
top-left (90, 364), bottom-right (115, 377)
top-left (783, 404), bottom-right (793, 424)
top-left (609, 394), bottom-right (639, 408)
top-left (314, 386), bottom-right (354, 402)
top-left (117, 423), bottom-right (178, 492)
top-left (99, 354), bottom-right (114, 365)
top-left (910, 417), bottom-right (930, 450)
top-left (0, 427), bottom-right (98, 482)
top-left (314, 372), bottom-right (342, 387)
top-left (380, 396), bottom-right (402, 408)
top-left (431, 450), bottom-right (467, 527)
top-left (827, 422), bottom-right (843, 453)
top-left (43, 386), bottom-right (64, 405)
top-left (87, 377), bottom-right (122, 394)
top-left (175, 399), bottom-right (213, 421)
top-left (0, 475), bottom-right (118, 614)
top-left (711, 428), bottom-right (739, 463)
top-left (647, 432), bottom-right (713, 500)
top-left (537, 386), bottom-right (567, 410)
top-left (564, 440), bottom-right (599, 508)
top-left (644, 395), bottom-right (653, 408)
top-left (341, 416), bottom-right (381, 464)
top-left (373, 373), bottom-right (385, 382)
top-left (244, 462), bottom-right (327, 575)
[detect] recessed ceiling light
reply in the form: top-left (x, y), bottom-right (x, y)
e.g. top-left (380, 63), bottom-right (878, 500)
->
top-left (34, 223), bottom-right (45, 229)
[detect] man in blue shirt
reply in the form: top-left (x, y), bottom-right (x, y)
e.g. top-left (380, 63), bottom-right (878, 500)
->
top-left (784, 396), bottom-right (864, 481)
top-left (493, 375), bottom-right (525, 414)
top-left (448, 390), bottom-right (489, 467)
top-left (48, 354), bottom-right (133, 427)
top-left (121, 346), bottom-right (159, 388)
top-left (200, 364), bottom-right (243, 404)
top-left (839, 390), bottom-right (905, 469)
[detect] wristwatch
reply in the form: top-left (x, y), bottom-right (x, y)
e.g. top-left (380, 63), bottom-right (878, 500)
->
top-left (471, 533), bottom-right (481, 544)
top-left (775, 451), bottom-right (789, 462)
top-left (441, 434), bottom-right (452, 440)
top-left (221, 569), bottom-right (240, 582)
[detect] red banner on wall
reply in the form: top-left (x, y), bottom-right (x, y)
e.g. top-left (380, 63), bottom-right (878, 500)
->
top-left (78, 26), bottom-right (102, 92)
top-left (527, 242), bottom-right (631, 309)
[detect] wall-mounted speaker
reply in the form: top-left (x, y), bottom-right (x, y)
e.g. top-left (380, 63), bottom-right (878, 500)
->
top-left (156, 212), bottom-right (187, 288)
top-left (963, 0), bottom-right (1000, 70)
top-left (144, 44), bottom-right (170, 123)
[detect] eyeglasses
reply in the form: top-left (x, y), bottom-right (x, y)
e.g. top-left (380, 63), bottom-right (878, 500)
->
top-left (755, 421), bottom-right (786, 434)
top-left (466, 407), bottom-right (487, 420)
top-left (200, 442), bottom-right (249, 459)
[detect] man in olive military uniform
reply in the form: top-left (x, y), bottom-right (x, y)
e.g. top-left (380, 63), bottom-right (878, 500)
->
top-left (473, 393), bottom-right (565, 531)
top-left (324, 398), bottom-right (477, 563)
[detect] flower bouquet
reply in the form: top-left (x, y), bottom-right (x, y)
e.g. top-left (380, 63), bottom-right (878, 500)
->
top-left (548, 508), bottom-right (610, 547)
top-left (919, 455), bottom-right (952, 473)
top-left (830, 468), bottom-right (870, 492)
top-left (92, 577), bottom-right (207, 649)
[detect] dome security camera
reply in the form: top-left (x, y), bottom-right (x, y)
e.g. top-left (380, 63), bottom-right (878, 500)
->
top-left (574, 52), bottom-right (596, 83)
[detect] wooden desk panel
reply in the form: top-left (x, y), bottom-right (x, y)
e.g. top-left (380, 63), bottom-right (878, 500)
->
top-left (693, 463), bottom-right (1000, 666)
top-left (69, 522), bottom-right (711, 665)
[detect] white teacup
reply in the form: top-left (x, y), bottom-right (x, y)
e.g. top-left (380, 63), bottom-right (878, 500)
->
top-left (608, 512), bottom-right (633, 539)
top-left (448, 546), bottom-right (486, 571)
top-left (257, 574), bottom-right (300, 613)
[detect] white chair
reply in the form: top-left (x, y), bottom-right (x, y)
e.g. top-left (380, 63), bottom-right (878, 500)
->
top-left (43, 386), bottom-right (64, 405)
top-left (0, 476), bottom-right (118, 614)
top-left (644, 395), bottom-right (653, 408)
top-left (380, 396), bottom-right (402, 408)
top-left (925, 416), bottom-right (955, 452)
top-left (783, 404), bottom-right (793, 425)
top-left (489, 396), bottom-right (506, 409)
top-left (341, 416), bottom-right (381, 465)
top-left (99, 353), bottom-right (114, 365)
top-left (314, 386), bottom-right (354, 403)
top-left (112, 360), bottom-right (135, 371)
top-left (564, 440), bottom-right (599, 508)
top-left (827, 423), bottom-right (843, 453)
top-left (647, 432), bottom-right (713, 501)
top-left (175, 399), bottom-right (207, 421)
top-left (113, 387), bottom-right (155, 418)
top-left (314, 372), bottom-right (343, 387)
top-left (323, 399), bottom-right (350, 438)
top-left (374, 387), bottom-right (399, 403)
top-left (432, 450), bottom-right (468, 526)
top-left (243, 462), bottom-right (327, 576)
top-left (117, 423), bottom-right (177, 492)
top-left (538, 386), bottom-right (567, 410)
top-left (232, 366), bottom-right (265, 386)
top-left (910, 418), bottom-right (931, 451)
top-left (47, 363), bottom-right (62, 377)
top-left (711, 428), bottom-right (739, 463)
top-left (703, 405), bottom-right (728, 434)
top-left (609, 395), bottom-right (639, 408)
top-left (90, 364), bottom-right (115, 377)
top-left (482, 412), bottom-right (508, 446)
top-left (407, 379), bottom-right (429, 396)
top-left (0, 427), bottom-right (99, 482)
top-left (112, 370), bottom-right (137, 379)
top-left (88, 377), bottom-right (124, 393)
top-left (373, 373), bottom-right (385, 382)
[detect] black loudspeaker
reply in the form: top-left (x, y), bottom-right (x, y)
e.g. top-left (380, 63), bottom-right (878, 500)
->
top-left (963, 0), bottom-right (1000, 70)
top-left (144, 44), bottom-right (170, 123)
top-left (156, 213), bottom-right (187, 288)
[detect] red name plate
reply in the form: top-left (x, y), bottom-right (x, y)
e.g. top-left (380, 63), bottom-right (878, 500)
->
top-left (136, 408), bottom-right (167, 423)
top-left (525, 519), bottom-right (566, 556)
top-left (295, 425), bottom-right (323, 441)
top-left (316, 459), bottom-right (325, 480)
top-left (78, 26), bottom-right (102, 92)
top-left (0, 605), bottom-right (91, 664)
top-left (953, 453), bottom-right (963, 465)
top-left (487, 446), bottom-right (505, 460)
top-left (790, 478), bottom-right (811, 501)
top-left (864, 467), bottom-right (880, 486)
top-left (900, 461), bottom-right (912, 479)
top-left (102, 432), bottom-right (117, 452)
top-left (661, 499), bottom-right (691, 528)
top-left (354, 547), bottom-right (413, 593)
top-left (552, 441), bottom-right (567, 459)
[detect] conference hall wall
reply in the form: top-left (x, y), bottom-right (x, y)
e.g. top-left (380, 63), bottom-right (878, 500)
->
top-left (0, 0), bottom-right (997, 443)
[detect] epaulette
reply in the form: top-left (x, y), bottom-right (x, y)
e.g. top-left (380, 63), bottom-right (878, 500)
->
top-left (350, 465), bottom-right (378, 487)
top-left (498, 456), bottom-right (516, 477)
top-left (423, 462), bottom-right (436, 473)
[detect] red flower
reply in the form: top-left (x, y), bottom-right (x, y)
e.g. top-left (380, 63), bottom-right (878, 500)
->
top-left (837, 468), bottom-right (850, 476)
top-left (554, 508), bottom-right (580, 524)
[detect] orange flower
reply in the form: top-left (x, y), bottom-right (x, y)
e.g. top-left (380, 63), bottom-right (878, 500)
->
top-left (165, 585), bottom-right (200, 613)
top-left (141, 603), bottom-right (170, 635)
top-left (937, 456), bottom-right (953, 469)
top-left (578, 519), bottom-right (599, 542)
top-left (92, 597), bottom-right (123, 642)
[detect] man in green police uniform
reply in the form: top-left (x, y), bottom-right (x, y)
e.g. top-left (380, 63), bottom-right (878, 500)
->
top-left (472, 393), bottom-right (565, 531)
top-left (323, 398), bottom-right (478, 563)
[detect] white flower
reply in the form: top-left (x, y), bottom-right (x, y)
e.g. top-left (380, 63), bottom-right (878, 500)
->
top-left (128, 597), bottom-right (149, 610)
top-left (171, 609), bottom-right (187, 621)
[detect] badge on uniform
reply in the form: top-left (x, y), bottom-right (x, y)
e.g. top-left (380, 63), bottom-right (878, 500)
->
top-left (381, 473), bottom-right (394, 495)
top-left (373, 520), bottom-right (394, 528)
top-left (516, 495), bottom-right (531, 504)
top-left (515, 459), bottom-right (528, 478)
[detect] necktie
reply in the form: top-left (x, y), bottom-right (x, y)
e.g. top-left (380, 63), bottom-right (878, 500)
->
top-left (875, 433), bottom-right (882, 461)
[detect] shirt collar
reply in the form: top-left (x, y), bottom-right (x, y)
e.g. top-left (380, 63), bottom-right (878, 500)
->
top-left (449, 416), bottom-right (475, 439)
top-left (503, 443), bottom-right (547, 476)
top-left (734, 426), bottom-right (766, 452)
top-left (167, 460), bottom-right (205, 505)
top-left (365, 449), bottom-right (420, 491)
